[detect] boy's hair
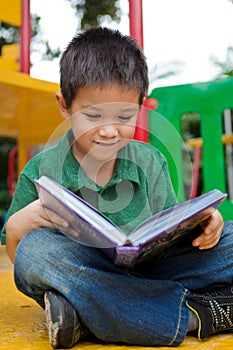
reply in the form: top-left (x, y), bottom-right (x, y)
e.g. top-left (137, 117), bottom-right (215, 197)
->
top-left (59, 27), bottom-right (148, 109)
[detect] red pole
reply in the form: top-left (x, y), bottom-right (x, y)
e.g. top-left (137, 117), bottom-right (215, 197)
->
top-left (8, 146), bottom-right (18, 197)
top-left (129, 0), bottom-right (143, 48)
top-left (20, 0), bottom-right (31, 74)
top-left (128, 0), bottom-right (148, 143)
top-left (190, 146), bottom-right (202, 199)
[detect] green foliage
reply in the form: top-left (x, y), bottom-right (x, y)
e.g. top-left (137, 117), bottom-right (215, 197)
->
top-left (0, 1), bottom-right (121, 60)
top-left (67, 0), bottom-right (121, 29)
top-left (0, 22), bottom-right (19, 54)
top-left (31, 14), bottom-right (41, 37)
top-left (181, 112), bottom-right (201, 142)
top-left (0, 14), bottom-right (61, 61)
top-left (30, 14), bottom-right (62, 61)
top-left (149, 61), bottom-right (184, 88)
top-left (210, 47), bottom-right (233, 79)
top-left (42, 41), bottom-right (61, 61)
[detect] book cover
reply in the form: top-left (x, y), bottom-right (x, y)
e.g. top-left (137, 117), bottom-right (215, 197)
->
top-left (35, 176), bottom-right (227, 268)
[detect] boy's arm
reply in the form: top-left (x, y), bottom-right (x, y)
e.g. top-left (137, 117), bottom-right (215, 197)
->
top-left (3, 167), bottom-right (69, 263)
top-left (6, 199), bottom-right (52, 263)
top-left (6, 199), bottom-right (69, 263)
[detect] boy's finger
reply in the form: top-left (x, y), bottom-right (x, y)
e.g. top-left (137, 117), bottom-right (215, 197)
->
top-left (44, 208), bottom-right (69, 228)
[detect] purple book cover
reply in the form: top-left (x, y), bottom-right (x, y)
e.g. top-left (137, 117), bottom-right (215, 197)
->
top-left (35, 176), bottom-right (227, 269)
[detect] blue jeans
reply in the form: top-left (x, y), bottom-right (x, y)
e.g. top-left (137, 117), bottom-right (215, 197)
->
top-left (14, 222), bottom-right (233, 347)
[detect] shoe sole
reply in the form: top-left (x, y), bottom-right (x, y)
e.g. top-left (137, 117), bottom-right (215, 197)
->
top-left (44, 292), bottom-right (61, 348)
top-left (44, 291), bottom-right (81, 348)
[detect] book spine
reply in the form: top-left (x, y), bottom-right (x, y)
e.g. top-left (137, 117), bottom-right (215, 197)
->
top-left (114, 246), bottom-right (139, 268)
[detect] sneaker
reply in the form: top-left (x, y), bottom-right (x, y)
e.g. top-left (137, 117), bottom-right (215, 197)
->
top-left (44, 290), bottom-right (83, 348)
top-left (186, 286), bottom-right (233, 340)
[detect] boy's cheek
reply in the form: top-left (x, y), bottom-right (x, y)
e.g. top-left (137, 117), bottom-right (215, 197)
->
top-left (127, 125), bottom-right (137, 140)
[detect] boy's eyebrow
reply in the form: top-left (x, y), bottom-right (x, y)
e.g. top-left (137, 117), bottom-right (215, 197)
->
top-left (119, 107), bottom-right (139, 113)
top-left (81, 105), bottom-right (139, 113)
top-left (81, 105), bottom-right (99, 111)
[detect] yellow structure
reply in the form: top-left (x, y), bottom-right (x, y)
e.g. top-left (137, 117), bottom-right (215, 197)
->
top-left (0, 44), bottom-right (20, 71)
top-left (187, 134), bottom-right (233, 148)
top-left (0, 0), bottom-right (68, 175)
top-left (0, 0), bottom-right (22, 26)
top-left (0, 69), bottom-right (69, 173)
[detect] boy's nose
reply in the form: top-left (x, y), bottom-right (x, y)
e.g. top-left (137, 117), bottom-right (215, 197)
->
top-left (98, 124), bottom-right (118, 138)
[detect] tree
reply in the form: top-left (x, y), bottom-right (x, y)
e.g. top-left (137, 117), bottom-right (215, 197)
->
top-left (67, 0), bottom-right (121, 29)
top-left (0, 22), bottom-right (19, 55)
top-left (30, 14), bottom-right (61, 61)
top-left (210, 46), bottom-right (233, 79)
top-left (0, 0), bottom-right (121, 60)
top-left (148, 61), bottom-right (184, 90)
top-left (39, 0), bottom-right (121, 59)
top-left (0, 13), bottom-right (61, 59)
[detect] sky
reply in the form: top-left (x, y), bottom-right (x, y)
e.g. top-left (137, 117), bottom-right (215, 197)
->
top-left (30, 0), bottom-right (233, 90)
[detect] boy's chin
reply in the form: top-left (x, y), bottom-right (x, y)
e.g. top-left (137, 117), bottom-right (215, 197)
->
top-left (89, 149), bottom-right (118, 162)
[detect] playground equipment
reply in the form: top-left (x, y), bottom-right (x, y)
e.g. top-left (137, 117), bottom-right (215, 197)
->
top-left (149, 77), bottom-right (233, 220)
top-left (0, 0), bottom-right (68, 189)
top-left (1, 0), bottom-right (232, 204)
top-left (1, 1), bottom-right (233, 349)
top-left (0, 70), bottom-right (66, 173)
top-left (0, 0), bottom-right (150, 183)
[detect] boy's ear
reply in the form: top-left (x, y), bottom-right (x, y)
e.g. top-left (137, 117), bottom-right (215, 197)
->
top-left (55, 92), bottom-right (71, 120)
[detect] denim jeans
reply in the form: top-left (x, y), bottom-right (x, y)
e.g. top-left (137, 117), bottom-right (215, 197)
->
top-left (14, 221), bottom-right (233, 347)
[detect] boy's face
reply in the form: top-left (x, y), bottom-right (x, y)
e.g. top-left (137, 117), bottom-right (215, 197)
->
top-left (57, 84), bottom-right (140, 162)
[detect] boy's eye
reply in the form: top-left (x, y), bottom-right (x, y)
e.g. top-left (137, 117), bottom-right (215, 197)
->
top-left (118, 115), bottom-right (132, 122)
top-left (85, 114), bottom-right (101, 120)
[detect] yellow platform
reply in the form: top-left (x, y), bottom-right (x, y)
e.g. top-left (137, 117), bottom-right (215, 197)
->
top-left (1, 246), bottom-right (233, 350)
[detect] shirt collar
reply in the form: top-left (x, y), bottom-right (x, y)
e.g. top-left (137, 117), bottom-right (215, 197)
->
top-left (111, 146), bottom-right (141, 186)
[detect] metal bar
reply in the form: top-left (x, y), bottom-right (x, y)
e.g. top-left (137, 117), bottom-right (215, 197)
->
top-left (190, 146), bottom-right (202, 199)
top-left (20, 0), bottom-right (31, 74)
top-left (129, 0), bottom-right (143, 48)
top-left (128, 0), bottom-right (148, 142)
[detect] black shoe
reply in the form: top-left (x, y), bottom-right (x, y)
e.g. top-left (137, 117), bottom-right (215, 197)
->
top-left (44, 290), bottom-right (84, 348)
top-left (186, 286), bottom-right (233, 340)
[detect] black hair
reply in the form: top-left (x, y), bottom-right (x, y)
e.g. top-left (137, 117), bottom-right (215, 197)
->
top-left (59, 27), bottom-right (148, 109)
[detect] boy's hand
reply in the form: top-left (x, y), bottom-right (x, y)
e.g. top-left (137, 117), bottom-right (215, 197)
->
top-left (6, 199), bottom-right (68, 242)
top-left (192, 207), bottom-right (224, 250)
top-left (6, 199), bottom-right (69, 263)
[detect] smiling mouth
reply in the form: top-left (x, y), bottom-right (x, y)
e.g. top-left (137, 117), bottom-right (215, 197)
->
top-left (95, 140), bottom-right (119, 147)
top-left (96, 142), bottom-right (117, 147)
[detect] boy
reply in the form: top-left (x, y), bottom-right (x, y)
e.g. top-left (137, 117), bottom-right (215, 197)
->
top-left (2, 27), bottom-right (233, 348)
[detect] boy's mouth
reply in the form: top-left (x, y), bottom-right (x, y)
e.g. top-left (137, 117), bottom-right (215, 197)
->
top-left (95, 140), bottom-right (119, 147)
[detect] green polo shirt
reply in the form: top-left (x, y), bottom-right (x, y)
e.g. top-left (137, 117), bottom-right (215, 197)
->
top-left (1, 130), bottom-right (176, 245)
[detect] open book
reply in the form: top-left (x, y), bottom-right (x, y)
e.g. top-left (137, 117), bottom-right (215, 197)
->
top-left (35, 176), bottom-right (227, 268)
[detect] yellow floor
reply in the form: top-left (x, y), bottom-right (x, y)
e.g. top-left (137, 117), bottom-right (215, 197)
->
top-left (1, 246), bottom-right (233, 349)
